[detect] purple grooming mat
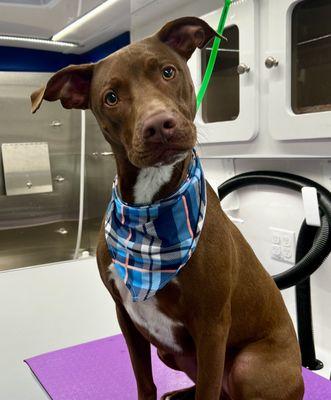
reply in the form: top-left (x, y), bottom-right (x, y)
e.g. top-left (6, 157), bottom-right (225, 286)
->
top-left (25, 334), bottom-right (331, 400)
top-left (25, 334), bottom-right (192, 399)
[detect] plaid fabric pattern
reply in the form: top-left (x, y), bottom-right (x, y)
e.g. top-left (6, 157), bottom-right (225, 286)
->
top-left (105, 151), bottom-right (207, 302)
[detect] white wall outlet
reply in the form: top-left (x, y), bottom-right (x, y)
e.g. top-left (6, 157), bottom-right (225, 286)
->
top-left (269, 228), bottom-right (296, 264)
top-left (272, 232), bottom-right (281, 244)
top-left (271, 245), bottom-right (282, 258)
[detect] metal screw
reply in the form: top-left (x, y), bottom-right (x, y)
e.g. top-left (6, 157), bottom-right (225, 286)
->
top-left (50, 121), bottom-right (62, 127)
top-left (26, 181), bottom-right (33, 189)
top-left (55, 228), bottom-right (68, 235)
top-left (54, 175), bottom-right (65, 183)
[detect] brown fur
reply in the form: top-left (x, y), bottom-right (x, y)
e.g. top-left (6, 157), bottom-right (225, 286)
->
top-left (31, 17), bottom-right (304, 400)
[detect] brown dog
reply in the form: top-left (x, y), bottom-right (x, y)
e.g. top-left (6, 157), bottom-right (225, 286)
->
top-left (31, 17), bottom-right (304, 400)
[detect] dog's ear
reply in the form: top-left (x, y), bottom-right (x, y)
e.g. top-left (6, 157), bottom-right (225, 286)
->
top-left (157, 16), bottom-right (221, 60)
top-left (31, 63), bottom-right (94, 113)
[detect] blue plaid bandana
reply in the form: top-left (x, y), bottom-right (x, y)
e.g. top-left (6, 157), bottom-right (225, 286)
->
top-left (105, 151), bottom-right (207, 302)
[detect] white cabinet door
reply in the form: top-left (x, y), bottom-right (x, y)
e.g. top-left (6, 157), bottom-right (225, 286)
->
top-left (268, 0), bottom-right (331, 140)
top-left (188, 0), bottom-right (258, 144)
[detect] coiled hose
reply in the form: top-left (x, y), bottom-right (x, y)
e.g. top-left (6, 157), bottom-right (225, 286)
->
top-left (218, 171), bottom-right (331, 369)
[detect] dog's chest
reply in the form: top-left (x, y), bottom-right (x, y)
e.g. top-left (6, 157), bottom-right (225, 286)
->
top-left (109, 266), bottom-right (183, 353)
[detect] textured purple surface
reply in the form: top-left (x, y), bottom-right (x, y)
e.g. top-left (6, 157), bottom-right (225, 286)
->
top-left (302, 368), bottom-right (331, 400)
top-left (25, 334), bottom-right (192, 399)
top-left (25, 334), bottom-right (331, 400)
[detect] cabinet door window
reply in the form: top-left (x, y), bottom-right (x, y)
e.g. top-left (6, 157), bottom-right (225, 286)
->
top-left (292, 0), bottom-right (331, 114)
top-left (201, 25), bottom-right (240, 123)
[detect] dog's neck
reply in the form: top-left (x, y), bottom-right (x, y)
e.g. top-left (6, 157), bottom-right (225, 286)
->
top-left (113, 153), bottom-right (192, 205)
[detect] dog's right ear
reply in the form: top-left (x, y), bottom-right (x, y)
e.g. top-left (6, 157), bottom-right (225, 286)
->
top-left (31, 63), bottom-right (94, 113)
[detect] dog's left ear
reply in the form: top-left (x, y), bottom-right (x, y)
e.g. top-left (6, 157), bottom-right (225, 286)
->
top-left (157, 16), bottom-right (221, 61)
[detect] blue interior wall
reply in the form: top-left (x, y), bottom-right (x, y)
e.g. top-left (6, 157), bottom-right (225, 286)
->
top-left (0, 31), bottom-right (130, 72)
top-left (80, 31), bottom-right (129, 63)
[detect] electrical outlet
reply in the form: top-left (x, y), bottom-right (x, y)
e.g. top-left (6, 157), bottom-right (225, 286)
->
top-left (269, 228), bottom-right (296, 264)
top-left (271, 245), bottom-right (281, 258)
top-left (271, 232), bottom-right (281, 244)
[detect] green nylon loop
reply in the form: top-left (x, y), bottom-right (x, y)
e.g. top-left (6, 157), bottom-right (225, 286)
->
top-left (196, 0), bottom-right (232, 110)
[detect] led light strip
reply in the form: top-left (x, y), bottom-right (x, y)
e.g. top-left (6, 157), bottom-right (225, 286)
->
top-left (0, 35), bottom-right (78, 48)
top-left (52, 0), bottom-right (121, 42)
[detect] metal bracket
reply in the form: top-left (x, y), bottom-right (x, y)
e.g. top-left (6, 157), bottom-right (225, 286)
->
top-left (1, 142), bottom-right (53, 196)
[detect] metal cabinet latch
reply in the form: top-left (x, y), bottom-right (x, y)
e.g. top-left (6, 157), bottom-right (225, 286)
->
top-left (265, 57), bottom-right (279, 69)
top-left (237, 63), bottom-right (250, 75)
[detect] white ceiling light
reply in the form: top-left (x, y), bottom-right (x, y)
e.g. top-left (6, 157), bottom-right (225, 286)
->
top-left (52, 0), bottom-right (121, 42)
top-left (0, 35), bottom-right (78, 48)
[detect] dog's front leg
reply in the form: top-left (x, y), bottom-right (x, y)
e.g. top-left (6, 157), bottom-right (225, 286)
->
top-left (116, 304), bottom-right (157, 400)
top-left (194, 307), bottom-right (231, 400)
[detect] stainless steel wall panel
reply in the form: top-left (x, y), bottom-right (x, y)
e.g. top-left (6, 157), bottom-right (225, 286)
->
top-left (0, 72), bottom-right (80, 270)
top-left (0, 153), bottom-right (80, 229)
top-left (80, 110), bottom-right (115, 256)
top-left (0, 73), bottom-right (117, 270)
top-left (0, 73), bottom-right (74, 153)
top-left (0, 221), bottom-right (78, 271)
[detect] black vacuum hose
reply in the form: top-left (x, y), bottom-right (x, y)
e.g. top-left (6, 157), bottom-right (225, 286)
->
top-left (217, 171), bottom-right (331, 290)
top-left (295, 222), bottom-right (325, 370)
top-left (218, 171), bottom-right (331, 370)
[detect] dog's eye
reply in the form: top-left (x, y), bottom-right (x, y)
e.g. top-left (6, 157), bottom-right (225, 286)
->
top-left (162, 66), bottom-right (176, 80)
top-left (105, 90), bottom-right (118, 106)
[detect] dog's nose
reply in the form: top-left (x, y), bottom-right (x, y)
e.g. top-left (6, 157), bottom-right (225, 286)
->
top-left (142, 113), bottom-right (177, 143)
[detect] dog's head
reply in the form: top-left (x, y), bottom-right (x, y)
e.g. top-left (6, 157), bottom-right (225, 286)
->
top-left (31, 17), bottom-right (219, 168)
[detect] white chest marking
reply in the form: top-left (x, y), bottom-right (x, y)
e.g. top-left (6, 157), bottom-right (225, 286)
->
top-left (109, 265), bottom-right (183, 353)
top-left (133, 152), bottom-right (188, 205)
top-left (133, 164), bottom-right (174, 204)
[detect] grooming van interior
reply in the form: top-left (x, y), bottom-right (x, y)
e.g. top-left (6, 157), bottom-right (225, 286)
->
top-left (0, 0), bottom-right (331, 399)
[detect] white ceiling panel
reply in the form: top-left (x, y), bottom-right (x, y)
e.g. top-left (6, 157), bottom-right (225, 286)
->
top-left (0, 0), bottom-right (130, 52)
top-left (131, 0), bottom-right (154, 13)
top-left (0, 0), bottom-right (54, 4)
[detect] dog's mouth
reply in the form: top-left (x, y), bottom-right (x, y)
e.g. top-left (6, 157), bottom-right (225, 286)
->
top-left (155, 146), bottom-right (190, 166)
top-left (130, 141), bottom-right (194, 168)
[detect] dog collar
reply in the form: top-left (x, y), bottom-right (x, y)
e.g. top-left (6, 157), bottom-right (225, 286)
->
top-left (105, 150), bottom-right (207, 302)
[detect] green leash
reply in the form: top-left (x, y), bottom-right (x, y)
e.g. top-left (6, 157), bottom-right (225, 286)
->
top-left (196, 0), bottom-right (232, 110)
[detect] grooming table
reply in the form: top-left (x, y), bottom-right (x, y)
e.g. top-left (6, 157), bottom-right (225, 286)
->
top-left (25, 334), bottom-right (331, 400)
